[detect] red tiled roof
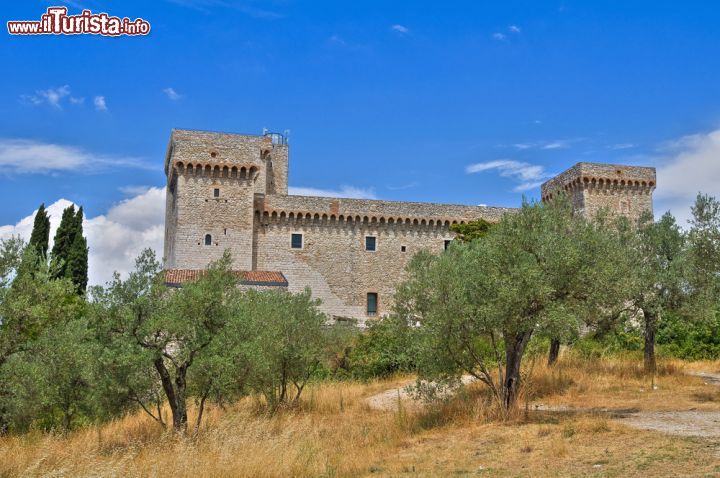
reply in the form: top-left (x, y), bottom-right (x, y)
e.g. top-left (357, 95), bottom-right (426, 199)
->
top-left (164, 269), bottom-right (287, 287)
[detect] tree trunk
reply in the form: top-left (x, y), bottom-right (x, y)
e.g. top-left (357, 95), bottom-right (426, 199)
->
top-left (173, 368), bottom-right (188, 432)
top-left (154, 357), bottom-right (188, 432)
top-left (548, 338), bottom-right (561, 366)
top-left (503, 330), bottom-right (533, 410)
top-left (644, 311), bottom-right (657, 374)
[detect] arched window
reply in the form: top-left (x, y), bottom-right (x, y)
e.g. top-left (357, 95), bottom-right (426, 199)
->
top-left (204, 234), bottom-right (212, 246)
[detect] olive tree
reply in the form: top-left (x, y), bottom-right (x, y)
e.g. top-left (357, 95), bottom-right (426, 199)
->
top-left (626, 212), bottom-right (687, 373)
top-left (395, 198), bottom-right (630, 409)
top-left (241, 288), bottom-right (327, 410)
top-left (91, 249), bottom-right (242, 432)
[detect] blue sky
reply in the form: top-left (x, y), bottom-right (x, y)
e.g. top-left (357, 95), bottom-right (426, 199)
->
top-left (1, 1), bottom-right (720, 283)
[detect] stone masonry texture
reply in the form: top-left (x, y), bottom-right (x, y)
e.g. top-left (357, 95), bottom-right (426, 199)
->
top-left (164, 129), bottom-right (657, 325)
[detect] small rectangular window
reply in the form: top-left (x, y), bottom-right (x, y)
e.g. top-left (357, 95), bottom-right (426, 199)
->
top-left (213, 188), bottom-right (220, 198)
top-left (401, 245), bottom-right (407, 252)
top-left (367, 293), bottom-right (378, 316)
top-left (444, 240), bottom-right (452, 250)
top-left (365, 236), bottom-right (376, 251)
top-left (291, 233), bottom-right (303, 249)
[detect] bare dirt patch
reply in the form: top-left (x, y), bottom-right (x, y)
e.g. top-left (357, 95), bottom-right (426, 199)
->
top-left (366, 370), bottom-right (720, 438)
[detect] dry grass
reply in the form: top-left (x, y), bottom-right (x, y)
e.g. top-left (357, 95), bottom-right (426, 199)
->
top-left (527, 356), bottom-right (720, 412)
top-left (1, 358), bottom-right (719, 477)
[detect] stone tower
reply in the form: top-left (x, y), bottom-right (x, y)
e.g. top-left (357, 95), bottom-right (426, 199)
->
top-left (163, 129), bottom-right (288, 271)
top-left (540, 162), bottom-right (656, 223)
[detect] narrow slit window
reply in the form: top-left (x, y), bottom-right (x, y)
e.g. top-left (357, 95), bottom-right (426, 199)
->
top-left (367, 293), bottom-right (378, 316)
top-left (444, 240), bottom-right (452, 250)
top-left (291, 233), bottom-right (303, 249)
top-left (365, 236), bottom-right (376, 251)
top-left (204, 234), bottom-right (212, 246)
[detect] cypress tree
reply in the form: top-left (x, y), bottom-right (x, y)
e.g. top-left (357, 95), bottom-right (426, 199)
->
top-left (28, 203), bottom-right (51, 259)
top-left (50, 204), bottom-right (89, 292)
top-left (50, 205), bottom-right (77, 279)
top-left (67, 231), bottom-right (89, 293)
top-left (67, 207), bottom-right (89, 292)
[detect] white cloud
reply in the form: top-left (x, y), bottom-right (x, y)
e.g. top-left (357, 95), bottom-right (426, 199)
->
top-left (93, 95), bottom-right (107, 111)
top-left (0, 188), bottom-right (166, 286)
top-left (69, 96), bottom-right (85, 105)
top-left (119, 185), bottom-right (153, 196)
top-left (391, 24), bottom-right (409, 34)
top-left (609, 143), bottom-right (636, 150)
top-left (163, 87), bottom-right (182, 100)
top-left (492, 32), bottom-right (507, 41)
top-left (22, 85), bottom-right (71, 109)
top-left (654, 129), bottom-right (720, 226)
top-left (166, 0), bottom-right (283, 19)
top-left (328, 34), bottom-right (346, 46)
top-left (512, 139), bottom-right (572, 150)
top-left (466, 159), bottom-right (551, 192)
top-left (0, 139), bottom-right (149, 174)
top-left (509, 25), bottom-right (521, 33)
top-left (542, 141), bottom-right (569, 150)
top-left (289, 185), bottom-right (377, 199)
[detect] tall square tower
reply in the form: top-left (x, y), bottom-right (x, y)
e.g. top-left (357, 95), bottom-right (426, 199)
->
top-left (163, 129), bottom-right (288, 271)
top-left (541, 162), bottom-right (656, 223)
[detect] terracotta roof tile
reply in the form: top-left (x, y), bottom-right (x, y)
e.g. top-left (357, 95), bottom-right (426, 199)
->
top-left (164, 269), bottom-right (287, 287)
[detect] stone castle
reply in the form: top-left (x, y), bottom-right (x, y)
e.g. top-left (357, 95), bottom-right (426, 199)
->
top-left (163, 129), bottom-right (656, 325)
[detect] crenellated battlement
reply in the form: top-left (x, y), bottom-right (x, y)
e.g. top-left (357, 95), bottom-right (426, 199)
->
top-left (256, 210), bottom-right (475, 230)
top-left (164, 130), bottom-right (657, 324)
top-left (541, 162), bottom-right (656, 222)
top-left (171, 161), bottom-right (261, 181)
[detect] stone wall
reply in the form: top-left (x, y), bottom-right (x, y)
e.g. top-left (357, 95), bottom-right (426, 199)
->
top-left (249, 194), bottom-right (515, 323)
top-left (266, 143), bottom-right (288, 195)
top-left (540, 162), bottom-right (656, 224)
top-left (253, 215), bottom-right (458, 322)
top-left (164, 130), bottom-right (657, 325)
top-left (164, 129), bottom-right (290, 270)
top-left (260, 194), bottom-right (514, 224)
top-left (166, 172), bottom-right (256, 270)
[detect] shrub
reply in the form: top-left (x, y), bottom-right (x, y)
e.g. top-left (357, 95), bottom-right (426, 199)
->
top-left (348, 315), bottom-right (419, 379)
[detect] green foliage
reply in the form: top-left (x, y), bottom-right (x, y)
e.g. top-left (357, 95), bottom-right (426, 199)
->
top-left (91, 249), bottom-right (242, 431)
top-left (0, 241), bottom-right (88, 432)
top-left (67, 220), bottom-right (89, 293)
top-left (394, 197), bottom-right (633, 408)
top-left (657, 310), bottom-right (720, 360)
top-left (1, 245), bottom-right (84, 366)
top-left (314, 323), bottom-right (358, 380)
top-left (28, 204), bottom-right (50, 260)
top-left (687, 194), bottom-right (720, 319)
top-left (0, 237), bottom-right (23, 290)
top-left (449, 218), bottom-right (493, 242)
top-left (572, 332), bottom-right (644, 360)
top-left (240, 288), bottom-right (328, 409)
top-left (50, 205), bottom-right (88, 293)
top-left (348, 315), bottom-right (419, 379)
top-left (0, 318), bottom-right (100, 432)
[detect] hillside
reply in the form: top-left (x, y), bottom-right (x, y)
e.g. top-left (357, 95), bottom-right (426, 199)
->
top-left (2, 357), bottom-right (719, 477)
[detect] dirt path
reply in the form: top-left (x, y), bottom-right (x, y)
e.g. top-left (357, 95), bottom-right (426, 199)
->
top-left (366, 371), bottom-right (720, 438)
top-left (615, 371), bottom-right (720, 438)
top-left (366, 376), bottom-right (476, 411)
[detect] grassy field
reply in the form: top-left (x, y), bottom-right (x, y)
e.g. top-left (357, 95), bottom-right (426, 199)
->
top-left (1, 356), bottom-right (719, 477)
